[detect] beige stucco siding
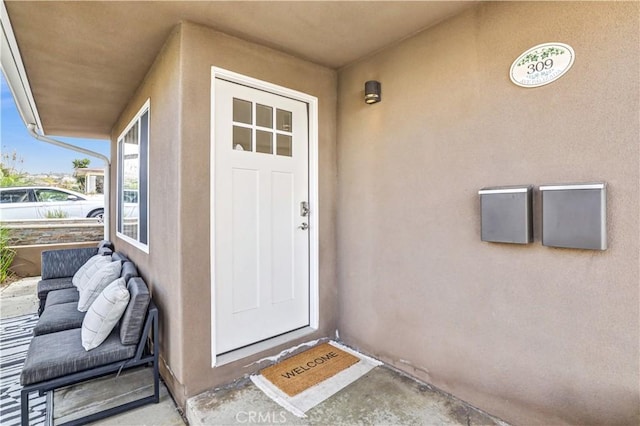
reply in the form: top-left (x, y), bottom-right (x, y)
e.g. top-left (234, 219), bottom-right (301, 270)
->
top-left (336, 2), bottom-right (639, 425)
top-left (110, 27), bottom-right (185, 395)
top-left (113, 21), bottom-right (338, 405)
top-left (108, 2), bottom-right (638, 422)
top-left (177, 22), bottom-right (338, 401)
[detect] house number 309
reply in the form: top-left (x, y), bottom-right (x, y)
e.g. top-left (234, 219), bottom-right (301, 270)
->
top-left (527, 59), bottom-right (553, 74)
top-left (510, 42), bottom-right (575, 88)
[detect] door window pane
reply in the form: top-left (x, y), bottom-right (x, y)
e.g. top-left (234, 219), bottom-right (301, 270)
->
top-left (276, 109), bottom-right (292, 132)
top-left (233, 98), bottom-right (252, 124)
top-left (256, 104), bottom-right (273, 128)
top-left (276, 134), bottom-right (292, 157)
top-left (230, 100), bottom-right (294, 156)
top-left (256, 130), bottom-right (273, 154)
top-left (233, 126), bottom-right (252, 151)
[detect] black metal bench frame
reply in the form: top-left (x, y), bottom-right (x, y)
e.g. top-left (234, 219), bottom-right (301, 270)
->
top-left (20, 303), bottom-right (159, 426)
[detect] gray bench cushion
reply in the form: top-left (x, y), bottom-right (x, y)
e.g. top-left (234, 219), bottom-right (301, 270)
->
top-left (120, 277), bottom-right (150, 345)
top-left (33, 302), bottom-right (85, 336)
top-left (44, 288), bottom-right (79, 309)
top-left (121, 261), bottom-right (139, 283)
top-left (20, 328), bottom-right (136, 386)
top-left (37, 277), bottom-right (74, 300)
top-left (112, 252), bottom-right (129, 263)
top-left (39, 261), bottom-right (135, 303)
top-left (41, 247), bottom-right (98, 280)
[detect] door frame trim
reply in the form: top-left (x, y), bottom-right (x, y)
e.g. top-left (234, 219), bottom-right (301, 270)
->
top-left (210, 67), bottom-right (320, 366)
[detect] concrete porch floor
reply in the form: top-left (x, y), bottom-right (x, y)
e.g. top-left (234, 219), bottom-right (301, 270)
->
top-left (2, 277), bottom-right (507, 425)
top-left (187, 367), bottom-right (506, 426)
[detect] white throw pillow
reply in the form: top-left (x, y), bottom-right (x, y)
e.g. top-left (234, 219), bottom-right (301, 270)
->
top-left (81, 278), bottom-right (130, 351)
top-left (72, 254), bottom-right (111, 290)
top-left (77, 261), bottom-right (122, 312)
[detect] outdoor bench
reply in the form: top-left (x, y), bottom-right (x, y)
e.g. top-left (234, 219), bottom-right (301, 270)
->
top-left (34, 258), bottom-right (138, 336)
top-left (20, 244), bottom-right (160, 426)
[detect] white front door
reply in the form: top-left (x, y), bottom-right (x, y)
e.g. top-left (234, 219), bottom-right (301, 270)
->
top-left (214, 78), bottom-right (310, 354)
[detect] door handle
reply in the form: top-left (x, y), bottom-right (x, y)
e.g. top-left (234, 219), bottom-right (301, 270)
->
top-left (298, 222), bottom-right (309, 230)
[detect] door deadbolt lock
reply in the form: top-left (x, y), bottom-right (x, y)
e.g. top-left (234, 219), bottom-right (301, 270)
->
top-left (298, 222), bottom-right (309, 230)
top-left (300, 201), bottom-right (310, 217)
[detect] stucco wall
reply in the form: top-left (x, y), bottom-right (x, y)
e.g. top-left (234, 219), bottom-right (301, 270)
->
top-left (336, 2), bottom-right (639, 425)
top-left (110, 26), bottom-right (185, 395)
top-left (113, 21), bottom-right (338, 405)
top-left (176, 22), bottom-right (338, 402)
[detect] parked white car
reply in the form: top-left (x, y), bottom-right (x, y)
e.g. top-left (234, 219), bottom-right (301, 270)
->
top-left (0, 186), bottom-right (104, 220)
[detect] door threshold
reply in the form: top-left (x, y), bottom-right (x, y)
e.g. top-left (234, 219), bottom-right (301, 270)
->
top-left (214, 326), bottom-right (316, 367)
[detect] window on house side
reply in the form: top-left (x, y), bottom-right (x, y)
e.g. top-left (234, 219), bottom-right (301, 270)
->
top-left (117, 101), bottom-right (149, 252)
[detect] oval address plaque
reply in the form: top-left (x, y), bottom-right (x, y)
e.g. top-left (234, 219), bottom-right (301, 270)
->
top-left (510, 42), bottom-right (575, 88)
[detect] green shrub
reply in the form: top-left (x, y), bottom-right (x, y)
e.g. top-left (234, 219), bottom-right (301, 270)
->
top-left (1, 149), bottom-right (34, 187)
top-left (0, 226), bottom-right (16, 285)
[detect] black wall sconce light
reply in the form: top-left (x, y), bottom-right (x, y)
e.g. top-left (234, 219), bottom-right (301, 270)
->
top-left (364, 80), bottom-right (381, 104)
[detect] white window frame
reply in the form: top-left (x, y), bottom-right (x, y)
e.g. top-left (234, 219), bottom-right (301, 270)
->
top-left (116, 99), bottom-right (150, 253)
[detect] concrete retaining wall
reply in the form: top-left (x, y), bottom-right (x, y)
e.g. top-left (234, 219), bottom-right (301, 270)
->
top-left (9, 242), bottom-right (99, 278)
top-left (2, 219), bottom-right (104, 277)
top-left (2, 219), bottom-right (104, 246)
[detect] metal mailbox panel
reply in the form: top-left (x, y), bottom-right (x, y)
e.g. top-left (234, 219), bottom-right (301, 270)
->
top-left (479, 186), bottom-right (533, 244)
top-left (540, 183), bottom-right (607, 250)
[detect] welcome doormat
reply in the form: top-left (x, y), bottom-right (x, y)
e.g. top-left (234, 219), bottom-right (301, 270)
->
top-left (261, 342), bottom-right (359, 396)
top-left (251, 341), bottom-right (382, 417)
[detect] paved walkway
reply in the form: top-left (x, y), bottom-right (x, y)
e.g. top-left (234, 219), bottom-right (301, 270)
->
top-left (1, 277), bottom-right (40, 319)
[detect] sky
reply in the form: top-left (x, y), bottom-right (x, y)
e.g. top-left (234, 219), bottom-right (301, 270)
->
top-left (1, 73), bottom-right (111, 175)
